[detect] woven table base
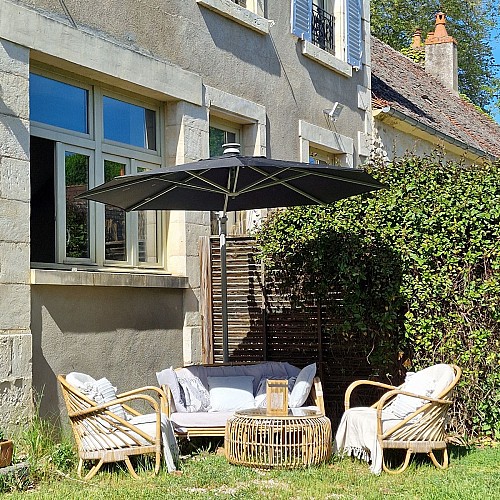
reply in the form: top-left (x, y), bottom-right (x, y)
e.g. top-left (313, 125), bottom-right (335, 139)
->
top-left (225, 409), bottom-right (332, 468)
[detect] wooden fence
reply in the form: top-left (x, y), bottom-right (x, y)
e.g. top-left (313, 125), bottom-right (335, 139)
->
top-left (199, 236), bottom-right (393, 421)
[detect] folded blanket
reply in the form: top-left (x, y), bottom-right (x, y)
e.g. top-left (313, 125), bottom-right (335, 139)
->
top-left (334, 407), bottom-right (400, 475)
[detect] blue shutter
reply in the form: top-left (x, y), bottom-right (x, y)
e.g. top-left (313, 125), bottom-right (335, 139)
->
top-left (291, 0), bottom-right (312, 41)
top-left (346, 0), bottom-right (363, 69)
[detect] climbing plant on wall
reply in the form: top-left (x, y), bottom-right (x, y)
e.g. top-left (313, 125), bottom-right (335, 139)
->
top-left (256, 153), bottom-right (500, 439)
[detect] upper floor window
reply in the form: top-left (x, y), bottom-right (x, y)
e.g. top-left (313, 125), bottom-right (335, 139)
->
top-left (291, 0), bottom-right (363, 69)
top-left (29, 71), bottom-right (163, 269)
top-left (312, 1), bottom-right (335, 54)
top-left (229, 0), bottom-right (262, 15)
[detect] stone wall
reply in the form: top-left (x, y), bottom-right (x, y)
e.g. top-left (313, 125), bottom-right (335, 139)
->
top-left (0, 39), bottom-right (32, 432)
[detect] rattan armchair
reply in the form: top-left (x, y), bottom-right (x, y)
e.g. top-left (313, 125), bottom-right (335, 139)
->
top-left (58, 374), bottom-right (171, 480)
top-left (342, 364), bottom-right (461, 474)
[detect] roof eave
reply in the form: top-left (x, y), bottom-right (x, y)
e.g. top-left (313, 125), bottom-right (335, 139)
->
top-left (373, 107), bottom-right (497, 163)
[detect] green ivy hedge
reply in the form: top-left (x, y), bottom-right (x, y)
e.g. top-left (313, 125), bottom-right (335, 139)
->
top-left (256, 154), bottom-right (500, 439)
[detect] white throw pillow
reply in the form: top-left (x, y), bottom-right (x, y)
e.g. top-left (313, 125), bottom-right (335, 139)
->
top-left (177, 376), bottom-right (210, 412)
top-left (288, 363), bottom-right (316, 408)
top-left (66, 372), bottom-right (128, 421)
top-left (156, 367), bottom-right (187, 412)
top-left (207, 376), bottom-right (255, 412)
top-left (66, 372), bottom-right (98, 397)
top-left (390, 364), bottom-right (455, 419)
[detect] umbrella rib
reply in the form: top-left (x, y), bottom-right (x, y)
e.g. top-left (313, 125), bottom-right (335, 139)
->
top-left (242, 165), bottom-right (381, 192)
top-left (125, 171), bottom-right (232, 211)
top-left (237, 167), bottom-right (327, 204)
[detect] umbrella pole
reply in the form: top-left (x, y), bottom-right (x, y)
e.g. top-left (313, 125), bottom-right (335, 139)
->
top-left (218, 211), bottom-right (229, 363)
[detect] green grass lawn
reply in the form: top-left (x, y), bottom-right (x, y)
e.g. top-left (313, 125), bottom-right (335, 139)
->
top-left (3, 445), bottom-right (500, 499)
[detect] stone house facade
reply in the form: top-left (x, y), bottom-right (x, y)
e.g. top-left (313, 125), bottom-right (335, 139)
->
top-left (0, 0), bottom-right (370, 430)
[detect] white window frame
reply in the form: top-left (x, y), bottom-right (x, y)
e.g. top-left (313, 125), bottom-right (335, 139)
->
top-left (55, 143), bottom-right (96, 265)
top-left (30, 67), bottom-right (166, 270)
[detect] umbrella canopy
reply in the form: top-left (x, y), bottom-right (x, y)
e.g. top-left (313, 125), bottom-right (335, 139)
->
top-left (78, 153), bottom-right (384, 212)
top-left (79, 151), bottom-right (384, 362)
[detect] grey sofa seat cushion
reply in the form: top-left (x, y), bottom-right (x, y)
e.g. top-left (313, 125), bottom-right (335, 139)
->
top-left (170, 411), bottom-right (235, 433)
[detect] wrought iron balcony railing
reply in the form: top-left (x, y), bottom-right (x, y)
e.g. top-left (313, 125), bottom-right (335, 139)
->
top-left (312, 4), bottom-right (335, 54)
top-left (230, 0), bottom-right (247, 7)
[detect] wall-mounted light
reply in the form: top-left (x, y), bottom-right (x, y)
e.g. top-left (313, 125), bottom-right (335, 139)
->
top-left (323, 102), bottom-right (344, 127)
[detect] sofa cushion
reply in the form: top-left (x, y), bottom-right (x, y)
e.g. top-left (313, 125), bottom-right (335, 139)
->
top-left (177, 376), bottom-right (210, 412)
top-left (176, 361), bottom-right (300, 395)
top-left (207, 376), bottom-right (255, 412)
top-left (156, 367), bottom-right (187, 413)
top-left (289, 363), bottom-right (316, 408)
top-left (170, 411), bottom-right (235, 433)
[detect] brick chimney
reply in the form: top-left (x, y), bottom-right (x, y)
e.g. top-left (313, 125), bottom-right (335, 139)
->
top-left (424, 12), bottom-right (458, 92)
top-left (411, 29), bottom-right (422, 49)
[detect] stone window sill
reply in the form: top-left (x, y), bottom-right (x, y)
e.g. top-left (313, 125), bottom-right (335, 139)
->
top-left (197, 0), bottom-right (269, 34)
top-left (301, 41), bottom-right (352, 78)
top-left (30, 268), bottom-right (189, 288)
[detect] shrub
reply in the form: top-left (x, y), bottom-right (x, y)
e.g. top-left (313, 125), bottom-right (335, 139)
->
top-left (256, 153), bottom-right (500, 438)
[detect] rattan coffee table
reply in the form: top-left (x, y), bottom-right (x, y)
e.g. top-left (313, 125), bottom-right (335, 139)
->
top-left (225, 408), bottom-right (331, 468)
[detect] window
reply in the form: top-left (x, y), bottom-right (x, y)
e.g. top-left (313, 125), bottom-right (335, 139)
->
top-left (312, 1), bottom-right (335, 54)
top-left (209, 120), bottom-right (243, 235)
top-left (291, 0), bottom-right (363, 69)
top-left (299, 120), bottom-right (354, 167)
top-left (30, 71), bottom-right (163, 268)
top-left (30, 73), bottom-right (89, 134)
top-left (309, 146), bottom-right (340, 165)
top-left (209, 123), bottom-right (238, 157)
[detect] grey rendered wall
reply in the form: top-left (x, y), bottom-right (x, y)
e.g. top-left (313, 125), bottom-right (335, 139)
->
top-left (31, 285), bottom-right (185, 422)
top-left (17, 0), bottom-right (368, 162)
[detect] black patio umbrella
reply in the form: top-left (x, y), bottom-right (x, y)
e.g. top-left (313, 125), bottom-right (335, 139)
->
top-left (79, 147), bottom-right (384, 361)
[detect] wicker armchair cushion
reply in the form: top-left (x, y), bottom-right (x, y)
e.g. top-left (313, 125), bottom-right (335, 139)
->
top-left (66, 372), bottom-right (128, 420)
top-left (390, 364), bottom-right (455, 419)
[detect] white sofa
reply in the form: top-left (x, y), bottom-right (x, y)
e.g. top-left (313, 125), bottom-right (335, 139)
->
top-left (157, 361), bottom-right (325, 437)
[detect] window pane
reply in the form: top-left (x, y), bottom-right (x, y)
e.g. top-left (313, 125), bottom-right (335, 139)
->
top-left (30, 74), bottom-right (88, 133)
top-left (30, 137), bottom-right (56, 263)
top-left (104, 160), bottom-right (127, 261)
top-left (103, 96), bottom-right (156, 150)
top-left (137, 166), bottom-right (158, 263)
top-left (209, 127), bottom-right (236, 157)
top-left (65, 152), bottom-right (90, 258)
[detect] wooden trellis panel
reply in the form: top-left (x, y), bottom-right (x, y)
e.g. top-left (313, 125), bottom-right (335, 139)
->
top-left (200, 236), bottom-right (266, 363)
top-left (200, 236), bottom-right (393, 422)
